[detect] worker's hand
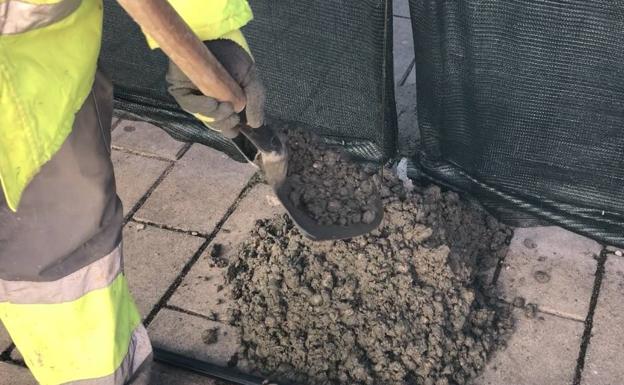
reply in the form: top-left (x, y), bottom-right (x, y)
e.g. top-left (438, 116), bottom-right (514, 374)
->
top-left (166, 32), bottom-right (265, 138)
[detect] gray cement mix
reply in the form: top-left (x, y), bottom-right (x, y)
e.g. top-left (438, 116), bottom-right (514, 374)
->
top-left (284, 129), bottom-right (380, 227)
top-left (225, 170), bottom-right (514, 385)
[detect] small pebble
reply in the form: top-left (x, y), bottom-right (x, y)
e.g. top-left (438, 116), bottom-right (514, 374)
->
top-left (523, 238), bottom-right (537, 249)
top-left (616, 250), bottom-right (623, 257)
top-left (512, 297), bottom-right (526, 308)
top-left (524, 303), bottom-right (538, 318)
top-left (201, 328), bottom-right (219, 345)
top-left (191, 231), bottom-right (198, 236)
top-left (362, 210), bottom-right (376, 224)
top-left (136, 223), bottom-right (145, 230)
top-left (533, 270), bottom-right (551, 284)
top-left (265, 316), bottom-right (277, 328)
top-left (310, 294), bottom-right (323, 306)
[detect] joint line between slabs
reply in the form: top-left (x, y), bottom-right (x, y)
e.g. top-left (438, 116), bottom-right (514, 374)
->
top-left (128, 218), bottom-right (209, 238)
top-left (123, 160), bottom-right (178, 224)
top-left (398, 58), bottom-right (415, 87)
top-left (110, 114), bottom-right (128, 132)
top-left (175, 142), bottom-right (193, 160)
top-left (122, 143), bottom-right (191, 225)
top-left (573, 247), bottom-right (608, 385)
top-left (112, 146), bottom-right (178, 163)
top-left (498, 298), bottom-right (585, 323)
top-left (142, 174), bottom-right (261, 327)
top-left (164, 305), bottom-right (222, 323)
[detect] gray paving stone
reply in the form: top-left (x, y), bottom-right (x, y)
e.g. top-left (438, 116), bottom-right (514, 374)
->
top-left (583, 255), bottom-right (624, 385)
top-left (475, 310), bottom-right (583, 385)
top-left (113, 120), bottom-right (186, 160)
top-left (395, 83), bottom-right (419, 156)
top-left (497, 227), bottom-right (600, 321)
top-left (123, 222), bottom-right (204, 318)
top-left (0, 323), bottom-right (11, 353)
top-left (152, 362), bottom-right (218, 385)
top-left (169, 184), bottom-right (284, 319)
top-left (112, 150), bottom-right (170, 215)
top-left (394, 16), bottom-right (415, 85)
top-left (393, 0), bottom-right (410, 17)
top-left (135, 145), bottom-right (256, 234)
top-left (148, 309), bottom-right (241, 368)
top-left (0, 362), bottom-right (36, 385)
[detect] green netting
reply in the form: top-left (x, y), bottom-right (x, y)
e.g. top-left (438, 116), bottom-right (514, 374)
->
top-left (100, 0), bottom-right (397, 163)
top-left (409, 0), bottom-right (624, 245)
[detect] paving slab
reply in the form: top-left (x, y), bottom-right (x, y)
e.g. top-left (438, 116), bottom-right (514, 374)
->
top-left (169, 183), bottom-right (284, 320)
top-left (393, 0), bottom-right (410, 17)
top-left (0, 362), bottom-right (36, 385)
top-left (474, 309), bottom-right (583, 385)
top-left (112, 150), bottom-right (170, 215)
top-left (583, 254), bottom-right (624, 385)
top-left (135, 145), bottom-right (256, 234)
top-left (148, 309), bottom-right (241, 368)
top-left (123, 222), bottom-right (204, 318)
top-left (395, 83), bottom-right (419, 156)
top-left (113, 120), bottom-right (187, 161)
top-left (394, 16), bottom-right (415, 85)
top-left (152, 362), bottom-right (218, 385)
top-left (0, 323), bottom-right (11, 353)
top-left (497, 227), bottom-right (600, 321)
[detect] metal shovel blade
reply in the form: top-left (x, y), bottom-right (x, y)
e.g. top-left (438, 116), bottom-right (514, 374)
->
top-left (240, 125), bottom-right (383, 241)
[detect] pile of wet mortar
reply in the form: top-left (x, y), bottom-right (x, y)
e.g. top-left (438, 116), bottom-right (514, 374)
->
top-left (226, 171), bottom-right (513, 385)
top-left (284, 129), bottom-right (380, 226)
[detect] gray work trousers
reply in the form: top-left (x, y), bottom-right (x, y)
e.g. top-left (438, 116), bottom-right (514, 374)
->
top-left (0, 73), bottom-right (152, 385)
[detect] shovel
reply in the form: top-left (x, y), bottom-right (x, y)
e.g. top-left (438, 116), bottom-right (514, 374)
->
top-left (116, 0), bottom-right (383, 240)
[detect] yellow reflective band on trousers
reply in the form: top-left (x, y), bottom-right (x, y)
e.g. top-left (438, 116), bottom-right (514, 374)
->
top-left (0, 0), bottom-right (102, 212)
top-left (0, 275), bottom-right (142, 385)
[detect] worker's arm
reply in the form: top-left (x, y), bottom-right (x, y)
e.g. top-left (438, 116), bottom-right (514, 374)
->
top-left (119, 0), bottom-right (265, 137)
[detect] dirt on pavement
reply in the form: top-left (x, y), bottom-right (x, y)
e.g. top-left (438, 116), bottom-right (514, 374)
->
top-left (225, 167), bottom-right (513, 385)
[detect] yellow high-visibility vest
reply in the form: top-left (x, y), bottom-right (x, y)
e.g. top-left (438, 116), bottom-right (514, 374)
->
top-left (0, 0), bottom-right (253, 211)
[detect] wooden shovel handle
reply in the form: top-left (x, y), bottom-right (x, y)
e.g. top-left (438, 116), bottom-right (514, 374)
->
top-left (116, 0), bottom-right (247, 112)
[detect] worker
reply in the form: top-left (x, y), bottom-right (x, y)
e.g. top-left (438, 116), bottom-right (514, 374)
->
top-left (0, 0), bottom-right (265, 384)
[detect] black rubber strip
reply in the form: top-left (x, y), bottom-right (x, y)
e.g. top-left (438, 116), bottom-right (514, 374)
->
top-left (153, 347), bottom-right (271, 385)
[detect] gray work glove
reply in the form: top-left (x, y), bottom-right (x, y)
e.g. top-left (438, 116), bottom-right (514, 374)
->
top-left (166, 38), bottom-right (265, 138)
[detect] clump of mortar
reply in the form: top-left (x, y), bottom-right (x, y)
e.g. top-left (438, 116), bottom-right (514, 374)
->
top-left (284, 129), bottom-right (379, 226)
top-left (226, 172), bottom-right (513, 385)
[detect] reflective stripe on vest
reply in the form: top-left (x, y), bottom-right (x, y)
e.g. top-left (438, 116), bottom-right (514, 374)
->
top-left (0, 244), bottom-right (151, 385)
top-left (0, 0), bottom-right (82, 35)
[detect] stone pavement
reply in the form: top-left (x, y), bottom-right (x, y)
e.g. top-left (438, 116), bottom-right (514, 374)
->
top-left (1, 3), bottom-right (623, 385)
top-left (3, 124), bottom-right (619, 385)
